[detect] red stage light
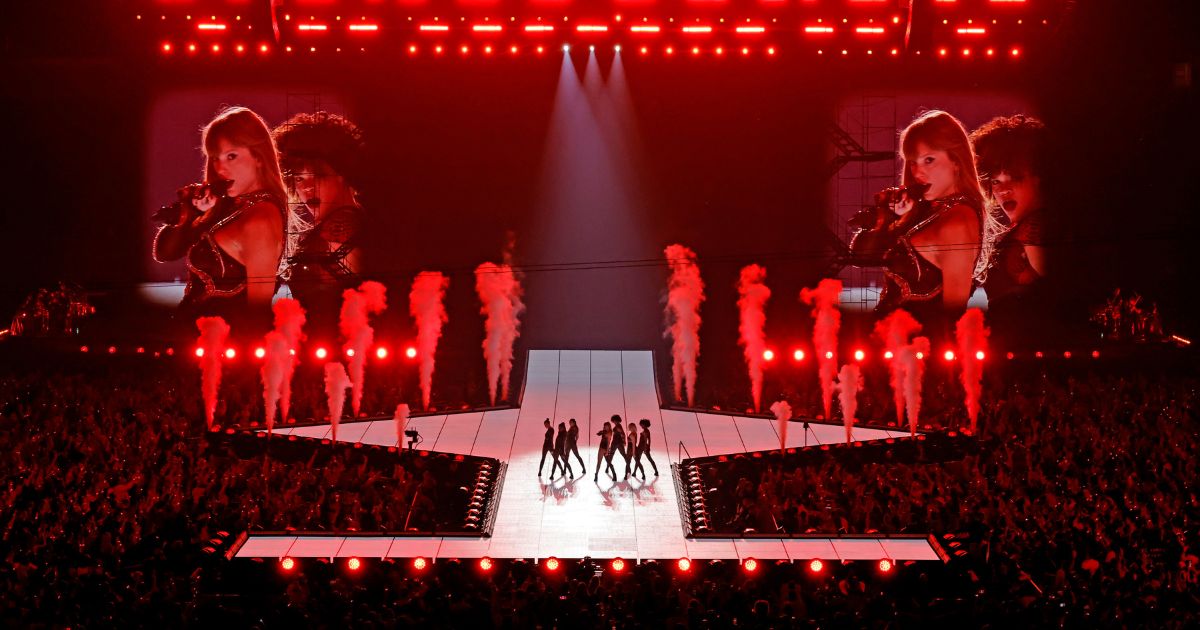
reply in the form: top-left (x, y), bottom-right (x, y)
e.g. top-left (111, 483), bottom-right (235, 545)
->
top-left (224, 348), bottom-right (236, 359)
top-left (347, 557), bottom-right (362, 571)
top-left (536, 46), bottom-right (544, 54)
top-left (824, 351), bottom-right (833, 360)
top-left (1092, 350), bottom-right (1100, 359)
top-left (255, 347), bottom-right (266, 359)
top-left (315, 347), bottom-right (328, 360)
top-left (809, 559), bottom-right (824, 573)
top-left (767, 47), bottom-right (776, 56)
top-left (280, 557), bottom-right (296, 571)
top-left (736, 26), bottom-right (765, 34)
top-left (260, 44), bottom-right (269, 53)
top-left (975, 350), bottom-right (985, 360)
top-left (677, 558), bottom-right (692, 572)
top-left (479, 557), bottom-right (494, 572)
top-left (742, 47), bottom-right (750, 56)
top-left (162, 43), bottom-right (172, 53)
top-left (691, 47), bottom-right (700, 55)
top-left (166, 348), bottom-right (174, 356)
top-left (577, 25), bottom-right (609, 33)
top-left (484, 45), bottom-right (493, 54)
top-left (666, 46), bottom-right (675, 55)
top-left (715, 47), bottom-right (724, 55)
top-left (211, 44), bottom-right (221, 53)
top-left (235, 44), bottom-right (245, 53)
top-left (1007, 352), bottom-right (1015, 359)
top-left (630, 25), bottom-right (661, 34)
top-left (413, 557), bottom-right (428, 570)
top-left (640, 46), bottom-right (648, 54)
top-left (405, 346), bottom-right (418, 359)
top-left (197, 23), bottom-right (226, 31)
top-left (878, 558), bottom-right (893, 573)
top-left (1063, 351), bottom-right (1072, 359)
top-left (915, 351), bottom-right (925, 360)
top-left (511, 45), bottom-right (518, 54)
top-left (419, 24), bottom-right (449, 32)
top-left (855, 27), bottom-right (885, 34)
top-left (349, 24), bottom-right (378, 32)
top-left (472, 24), bottom-right (502, 33)
top-left (943, 350), bottom-right (955, 361)
top-left (957, 27), bottom-right (987, 35)
top-left (938, 48), bottom-right (949, 57)
top-left (461, 45), bottom-right (469, 55)
top-left (545, 557), bottom-right (560, 571)
top-left (434, 45), bottom-right (443, 54)
top-left (525, 24), bottom-right (554, 33)
top-left (854, 349), bottom-right (865, 362)
top-left (298, 24), bottom-right (328, 32)
top-left (611, 558), bottom-right (626, 572)
top-left (763, 349), bottom-right (775, 361)
top-left (682, 26), bottom-right (713, 34)
top-left (187, 43), bottom-right (197, 53)
top-left (884, 351), bottom-right (894, 359)
top-left (805, 26), bottom-right (835, 34)
top-left (195, 347), bottom-right (205, 358)
top-left (891, 48), bottom-right (900, 56)
top-left (108, 346), bottom-right (117, 355)
top-left (1035, 351), bottom-right (1044, 358)
top-left (793, 349), bottom-right (805, 361)
top-left (743, 558), bottom-right (759, 573)
top-left (1011, 47), bottom-right (1021, 57)
top-left (80, 345), bottom-right (89, 353)
top-left (376, 347), bottom-right (388, 360)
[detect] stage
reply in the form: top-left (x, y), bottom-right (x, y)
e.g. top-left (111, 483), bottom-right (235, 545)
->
top-left (234, 350), bottom-right (940, 562)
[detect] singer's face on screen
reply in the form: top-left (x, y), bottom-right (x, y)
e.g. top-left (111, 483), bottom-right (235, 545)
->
top-left (988, 170), bottom-right (1042, 223)
top-left (909, 142), bottom-right (960, 200)
top-left (288, 160), bottom-right (348, 217)
top-left (210, 138), bottom-right (263, 198)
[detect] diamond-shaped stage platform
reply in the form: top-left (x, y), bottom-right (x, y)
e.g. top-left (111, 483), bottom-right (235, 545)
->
top-left (235, 350), bottom-right (941, 562)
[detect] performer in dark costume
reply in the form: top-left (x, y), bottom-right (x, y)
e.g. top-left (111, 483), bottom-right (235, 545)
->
top-left (595, 421), bottom-right (616, 481)
top-left (970, 114), bottom-right (1051, 331)
top-left (624, 422), bottom-right (638, 479)
top-left (849, 110), bottom-right (983, 328)
top-left (566, 418), bottom-right (586, 476)
top-left (272, 111), bottom-right (367, 332)
top-left (610, 415), bottom-right (628, 474)
top-left (153, 107), bottom-right (288, 326)
top-left (551, 422), bottom-right (574, 478)
top-left (635, 418), bottom-right (660, 478)
top-left (537, 418), bottom-right (555, 477)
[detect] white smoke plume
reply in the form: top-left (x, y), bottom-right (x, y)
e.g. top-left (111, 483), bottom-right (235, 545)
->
top-left (324, 362), bottom-right (351, 443)
top-left (394, 403), bottom-right (410, 449)
top-left (475, 262), bottom-right (525, 405)
top-left (770, 400), bottom-right (792, 454)
top-left (737, 264), bottom-right (771, 412)
top-left (956, 308), bottom-right (990, 434)
top-left (409, 272), bottom-right (450, 410)
top-left (260, 331), bottom-right (290, 435)
top-left (873, 309), bottom-right (922, 427)
top-left (800, 279), bottom-right (842, 421)
top-left (272, 298), bottom-right (306, 423)
top-left (899, 336), bottom-right (931, 436)
top-left (663, 244), bottom-right (705, 407)
top-left (339, 281), bottom-right (388, 417)
top-left (195, 316), bottom-right (230, 431)
top-left (836, 363), bottom-right (862, 444)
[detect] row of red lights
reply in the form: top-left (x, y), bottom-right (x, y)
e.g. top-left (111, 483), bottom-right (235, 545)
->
top-left (278, 555), bottom-right (895, 576)
top-left (192, 345), bottom-right (418, 361)
top-left (159, 42), bottom-right (1022, 58)
top-left (762, 347), bottom-right (1098, 363)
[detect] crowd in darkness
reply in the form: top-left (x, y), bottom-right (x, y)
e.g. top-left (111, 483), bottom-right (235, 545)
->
top-left (1, 345), bottom-right (1197, 625)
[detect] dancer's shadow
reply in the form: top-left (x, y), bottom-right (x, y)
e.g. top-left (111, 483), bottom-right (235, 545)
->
top-left (629, 474), bottom-right (661, 503)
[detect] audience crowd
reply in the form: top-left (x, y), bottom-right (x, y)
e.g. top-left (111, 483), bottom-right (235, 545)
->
top-left (1, 344), bottom-right (1196, 626)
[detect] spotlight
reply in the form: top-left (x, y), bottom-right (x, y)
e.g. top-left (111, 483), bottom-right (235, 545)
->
top-left (255, 347), bottom-right (266, 359)
top-left (562, 44), bottom-right (570, 53)
top-left (691, 46), bottom-right (700, 55)
top-left (280, 557), bottom-right (296, 572)
top-left (405, 346), bottom-right (418, 359)
top-left (975, 350), bottom-right (985, 360)
top-left (808, 559), bottom-right (824, 574)
top-left (742, 47), bottom-right (750, 56)
top-left (412, 557), bottom-right (428, 571)
top-left (614, 45), bottom-right (621, 53)
top-left (742, 558), bottom-right (758, 573)
top-left (1063, 351), bottom-right (1072, 359)
top-left (1006, 352), bottom-right (1015, 360)
top-left (640, 46), bottom-right (648, 54)
top-left (589, 45), bottom-right (595, 52)
top-left (376, 347), bottom-right (388, 360)
top-left (793, 349), bottom-right (805, 361)
top-left (854, 349), bottom-right (865, 362)
top-left (162, 42), bottom-right (172, 53)
top-left (762, 349), bottom-right (775, 361)
top-left (537, 46), bottom-right (544, 54)
top-left (610, 558), bottom-right (626, 573)
top-left (1092, 350), bottom-right (1100, 359)
top-left (915, 351), bottom-right (924, 360)
top-left (766, 47), bottom-right (776, 55)
top-left (195, 347), bottom-right (205, 358)
top-left (1035, 351), bottom-right (1044, 359)
top-left (943, 350), bottom-right (955, 361)
top-left (666, 46), bottom-right (674, 55)
top-left (884, 351), bottom-right (894, 359)
top-left (677, 558), bottom-right (692, 572)
top-left (346, 348), bottom-right (356, 357)
top-left (224, 348), bottom-right (236, 359)
top-left (544, 557), bottom-right (560, 572)
top-left (878, 558), bottom-right (893, 573)
top-left (479, 557), bottom-right (494, 572)
top-left (315, 347), bottom-right (328, 360)
top-left (108, 346), bottom-right (117, 354)
top-left (824, 351), bottom-right (833, 360)
top-left (80, 345), bottom-right (89, 353)
top-left (347, 557), bottom-right (362, 572)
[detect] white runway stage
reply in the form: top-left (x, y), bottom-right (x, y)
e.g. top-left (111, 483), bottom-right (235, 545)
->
top-left (236, 350), bottom-right (940, 562)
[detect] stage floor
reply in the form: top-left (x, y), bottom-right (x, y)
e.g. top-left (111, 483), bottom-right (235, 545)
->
top-left (236, 350), bottom-right (938, 562)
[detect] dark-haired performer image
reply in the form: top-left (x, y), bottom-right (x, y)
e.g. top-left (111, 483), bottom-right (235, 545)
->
top-left (624, 422), bottom-right (638, 479)
top-left (153, 107), bottom-right (287, 321)
top-left (551, 422), bottom-right (574, 479)
top-left (970, 114), bottom-right (1050, 320)
top-left (272, 111), bottom-right (367, 329)
top-left (538, 418), bottom-right (555, 477)
top-left (610, 415), bottom-right (628, 474)
top-left (566, 418), bottom-right (586, 476)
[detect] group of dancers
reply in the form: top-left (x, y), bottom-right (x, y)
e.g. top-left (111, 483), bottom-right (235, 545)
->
top-left (538, 415), bottom-right (659, 482)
